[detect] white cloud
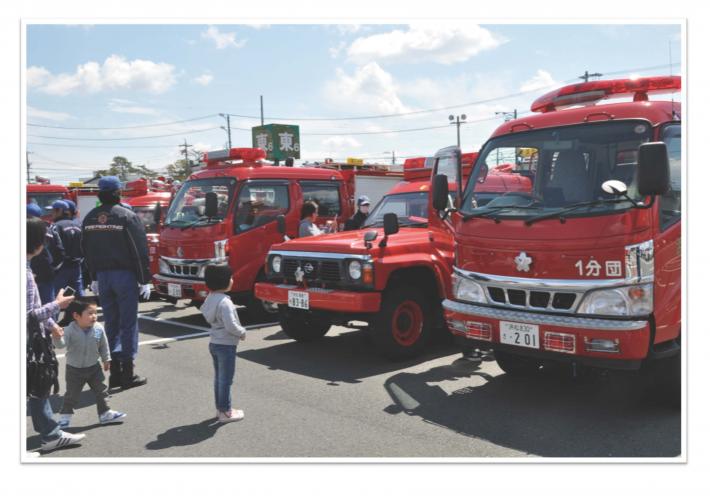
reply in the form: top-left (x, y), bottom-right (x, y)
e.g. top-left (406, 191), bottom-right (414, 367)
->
top-left (329, 41), bottom-right (347, 59)
top-left (107, 99), bottom-right (160, 116)
top-left (27, 55), bottom-right (177, 95)
top-left (193, 73), bottom-right (214, 86)
top-left (519, 70), bottom-right (561, 93)
top-left (347, 24), bottom-right (505, 65)
top-left (27, 106), bottom-right (73, 122)
top-left (324, 62), bottom-right (409, 115)
top-left (201, 26), bottom-right (247, 50)
top-left (322, 136), bottom-right (362, 150)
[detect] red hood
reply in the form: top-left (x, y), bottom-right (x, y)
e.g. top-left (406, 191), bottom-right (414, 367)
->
top-left (271, 227), bottom-right (433, 255)
top-left (455, 210), bottom-right (653, 280)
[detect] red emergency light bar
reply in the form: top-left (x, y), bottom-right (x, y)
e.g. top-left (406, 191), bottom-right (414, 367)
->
top-left (403, 157), bottom-right (436, 181)
top-left (530, 75), bottom-right (681, 113)
top-left (203, 147), bottom-right (267, 164)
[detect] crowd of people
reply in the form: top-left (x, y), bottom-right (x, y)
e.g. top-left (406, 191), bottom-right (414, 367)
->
top-left (26, 176), bottom-right (375, 454)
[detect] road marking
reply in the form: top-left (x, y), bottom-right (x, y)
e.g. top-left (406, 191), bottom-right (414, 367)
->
top-left (137, 314), bottom-right (209, 331)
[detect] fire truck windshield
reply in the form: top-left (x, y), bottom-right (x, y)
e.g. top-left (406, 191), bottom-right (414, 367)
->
top-left (460, 120), bottom-right (654, 220)
top-left (27, 193), bottom-right (65, 215)
top-left (362, 191), bottom-right (430, 228)
top-left (164, 177), bottom-right (235, 227)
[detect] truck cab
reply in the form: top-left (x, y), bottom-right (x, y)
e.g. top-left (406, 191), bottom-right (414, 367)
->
top-left (152, 147), bottom-right (354, 316)
top-left (255, 152), bottom-right (485, 359)
top-left (435, 76), bottom-right (681, 400)
top-left (27, 183), bottom-right (71, 222)
top-left (125, 190), bottom-right (172, 279)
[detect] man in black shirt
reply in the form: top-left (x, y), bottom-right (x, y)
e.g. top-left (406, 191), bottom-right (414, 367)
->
top-left (344, 195), bottom-right (371, 231)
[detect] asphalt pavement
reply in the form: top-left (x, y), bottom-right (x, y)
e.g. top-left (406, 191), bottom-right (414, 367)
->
top-left (25, 299), bottom-right (681, 458)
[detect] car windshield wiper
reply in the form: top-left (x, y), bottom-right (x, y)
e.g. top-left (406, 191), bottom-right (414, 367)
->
top-left (462, 204), bottom-right (538, 221)
top-left (524, 198), bottom-right (629, 226)
top-left (179, 215), bottom-right (224, 231)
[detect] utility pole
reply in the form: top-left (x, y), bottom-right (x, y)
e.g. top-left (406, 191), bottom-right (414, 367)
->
top-left (578, 70), bottom-right (603, 82)
top-left (448, 114), bottom-right (467, 148)
top-left (219, 113), bottom-right (232, 149)
top-left (495, 109), bottom-right (518, 122)
top-left (26, 151), bottom-right (32, 184)
top-left (180, 139), bottom-right (192, 170)
top-left (260, 95), bottom-right (264, 126)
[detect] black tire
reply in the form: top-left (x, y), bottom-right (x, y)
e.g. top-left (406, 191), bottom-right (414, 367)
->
top-left (494, 350), bottom-right (542, 376)
top-left (277, 305), bottom-right (331, 342)
top-left (371, 286), bottom-right (433, 360)
top-left (245, 294), bottom-right (279, 321)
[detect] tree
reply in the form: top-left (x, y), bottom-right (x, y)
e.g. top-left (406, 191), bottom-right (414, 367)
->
top-left (93, 156), bottom-right (158, 180)
top-left (165, 159), bottom-right (193, 182)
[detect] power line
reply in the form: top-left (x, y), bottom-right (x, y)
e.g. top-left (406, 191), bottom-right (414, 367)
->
top-left (27, 126), bottom-right (222, 142)
top-left (27, 114), bottom-right (220, 130)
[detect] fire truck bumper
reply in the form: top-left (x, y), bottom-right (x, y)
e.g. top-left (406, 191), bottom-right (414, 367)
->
top-left (255, 282), bottom-right (381, 313)
top-left (153, 274), bottom-right (210, 301)
top-left (443, 300), bottom-right (651, 370)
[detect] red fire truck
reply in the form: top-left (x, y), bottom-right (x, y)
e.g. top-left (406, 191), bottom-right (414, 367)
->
top-left (152, 147), bottom-right (362, 316)
top-left (254, 150), bottom-right (533, 359)
top-left (432, 76), bottom-right (681, 399)
top-left (26, 183), bottom-right (71, 222)
top-left (125, 187), bottom-right (173, 279)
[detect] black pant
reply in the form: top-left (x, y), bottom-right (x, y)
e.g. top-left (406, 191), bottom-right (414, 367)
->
top-left (60, 363), bottom-right (110, 416)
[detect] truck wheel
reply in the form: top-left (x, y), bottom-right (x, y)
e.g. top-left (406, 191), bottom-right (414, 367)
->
top-left (371, 287), bottom-right (433, 360)
top-left (494, 350), bottom-right (542, 376)
top-left (245, 294), bottom-right (279, 321)
top-left (278, 305), bottom-right (331, 342)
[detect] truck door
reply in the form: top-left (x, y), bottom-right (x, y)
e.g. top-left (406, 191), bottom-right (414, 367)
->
top-left (230, 180), bottom-right (290, 292)
top-left (653, 123), bottom-right (682, 344)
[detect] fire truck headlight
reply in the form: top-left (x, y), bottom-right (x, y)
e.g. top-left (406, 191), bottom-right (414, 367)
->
top-left (577, 283), bottom-right (653, 317)
top-left (271, 255), bottom-right (282, 274)
top-left (348, 260), bottom-right (362, 280)
top-left (453, 273), bottom-right (486, 304)
top-left (159, 259), bottom-right (170, 275)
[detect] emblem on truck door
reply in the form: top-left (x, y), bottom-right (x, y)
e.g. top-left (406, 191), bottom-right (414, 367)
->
top-left (514, 252), bottom-right (532, 272)
top-left (294, 266), bottom-right (305, 283)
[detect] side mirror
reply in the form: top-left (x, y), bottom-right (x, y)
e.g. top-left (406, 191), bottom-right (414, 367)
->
top-left (276, 214), bottom-right (286, 235)
top-left (204, 192), bottom-right (218, 218)
top-left (153, 202), bottom-right (162, 225)
top-left (432, 174), bottom-right (449, 211)
top-left (637, 142), bottom-right (670, 196)
top-left (363, 230), bottom-right (377, 249)
top-left (383, 213), bottom-right (399, 236)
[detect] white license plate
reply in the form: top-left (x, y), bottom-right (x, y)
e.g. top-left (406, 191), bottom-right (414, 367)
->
top-left (288, 290), bottom-right (310, 310)
top-left (500, 321), bottom-right (540, 349)
top-left (167, 283), bottom-right (182, 298)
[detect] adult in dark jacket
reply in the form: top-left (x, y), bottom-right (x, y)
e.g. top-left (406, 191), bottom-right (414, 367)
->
top-left (81, 176), bottom-right (150, 390)
top-left (27, 203), bottom-right (65, 304)
top-left (344, 195), bottom-right (371, 231)
top-left (51, 200), bottom-right (84, 297)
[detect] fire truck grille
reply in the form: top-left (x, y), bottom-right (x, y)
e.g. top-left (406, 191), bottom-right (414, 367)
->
top-left (168, 264), bottom-right (200, 277)
top-left (282, 258), bottom-right (343, 285)
top-left (486, 286), bottom-right (578, 312)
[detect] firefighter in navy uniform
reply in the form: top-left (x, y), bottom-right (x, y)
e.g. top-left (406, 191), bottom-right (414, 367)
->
top-left (81, 176), bottom-right (151, 390)
top-left (51, 200), bottom-right (84, 297)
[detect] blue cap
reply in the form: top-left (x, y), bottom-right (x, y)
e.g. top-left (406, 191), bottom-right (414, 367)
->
top-left (98, 176), bottom-right (121, 191)
top-left (27, 203), bottom-right (42, 218)
top-left (63, 199), bottom-right (76, 213)
top-left (50, 200), bottom-right (69, 211)
top-left (357, 195), bottom-right (371, 206)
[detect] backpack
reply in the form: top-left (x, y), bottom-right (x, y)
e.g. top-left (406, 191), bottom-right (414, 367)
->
top-left (26, 312), bottom-right (60, 398)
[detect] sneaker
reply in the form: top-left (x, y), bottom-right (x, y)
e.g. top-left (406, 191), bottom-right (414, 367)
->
top-left (41, 431), bottom-right (85, 452)
top-left (99, 410), bottom-right (127, 424)
top-left (218, 409), bottom-right (244, 423)
top-left (56, 414), bottom-right (72, 428)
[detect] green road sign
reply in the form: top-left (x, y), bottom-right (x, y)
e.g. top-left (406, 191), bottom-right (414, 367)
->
top-left (252, 124), bottom-right (301, 161)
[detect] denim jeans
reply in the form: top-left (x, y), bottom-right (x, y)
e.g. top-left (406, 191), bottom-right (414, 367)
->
top-left (209, 343), bottom-right (237, 412)
top-left (28, 397), bottom-right (61, 443)
top-left (97, 269), bottom-right (138, 362)
top-left (53, 262), bottom-right (83, 297)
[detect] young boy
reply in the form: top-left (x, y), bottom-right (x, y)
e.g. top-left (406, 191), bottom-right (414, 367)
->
top-left (52, 298), bottom-right (126, 427)
top-left (200, 265), bottom-right (247, 423)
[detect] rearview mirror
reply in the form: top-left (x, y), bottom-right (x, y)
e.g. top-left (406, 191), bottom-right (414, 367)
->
top-left (383, 213), bottom-right (399, 236)
top-left (204, 192), bottom-right (218, 218)
top-left (637, 142), bottom-right (670, 196)
top-left (153, 202), bottom-right (162, 224)
top-left (432, 174), bottom-right (449, 211)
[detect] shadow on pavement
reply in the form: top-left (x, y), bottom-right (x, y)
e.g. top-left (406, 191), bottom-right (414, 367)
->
top-left (383, 362), bottom-right (681, 458)
top-left (145, 418), bottom-right (224, 450)
top-left (239, 328), bottom-right (458, 385)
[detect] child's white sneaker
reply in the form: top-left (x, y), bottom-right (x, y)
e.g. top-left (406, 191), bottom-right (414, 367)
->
top-left (56, 414), bottom-right (72, 428)
top-left (218, 409), bottom-right (244, 423)
top-left (41, 431), bottom-right (85, 452)
top-left (99, 410), bottom-right (127, 424)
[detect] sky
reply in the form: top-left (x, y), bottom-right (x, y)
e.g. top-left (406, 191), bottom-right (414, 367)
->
top-left (25, 23), bottom-right (682, 184)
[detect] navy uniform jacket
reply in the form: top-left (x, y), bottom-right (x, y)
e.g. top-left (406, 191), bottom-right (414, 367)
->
top-left (344, 210), bottom-right (368, 231)
top-left (81, 203), bottom-right (150, 284)
top-left (53, 217), bottom-right (83, 266)
top-left (30, 223), bottom-right (65, 283)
